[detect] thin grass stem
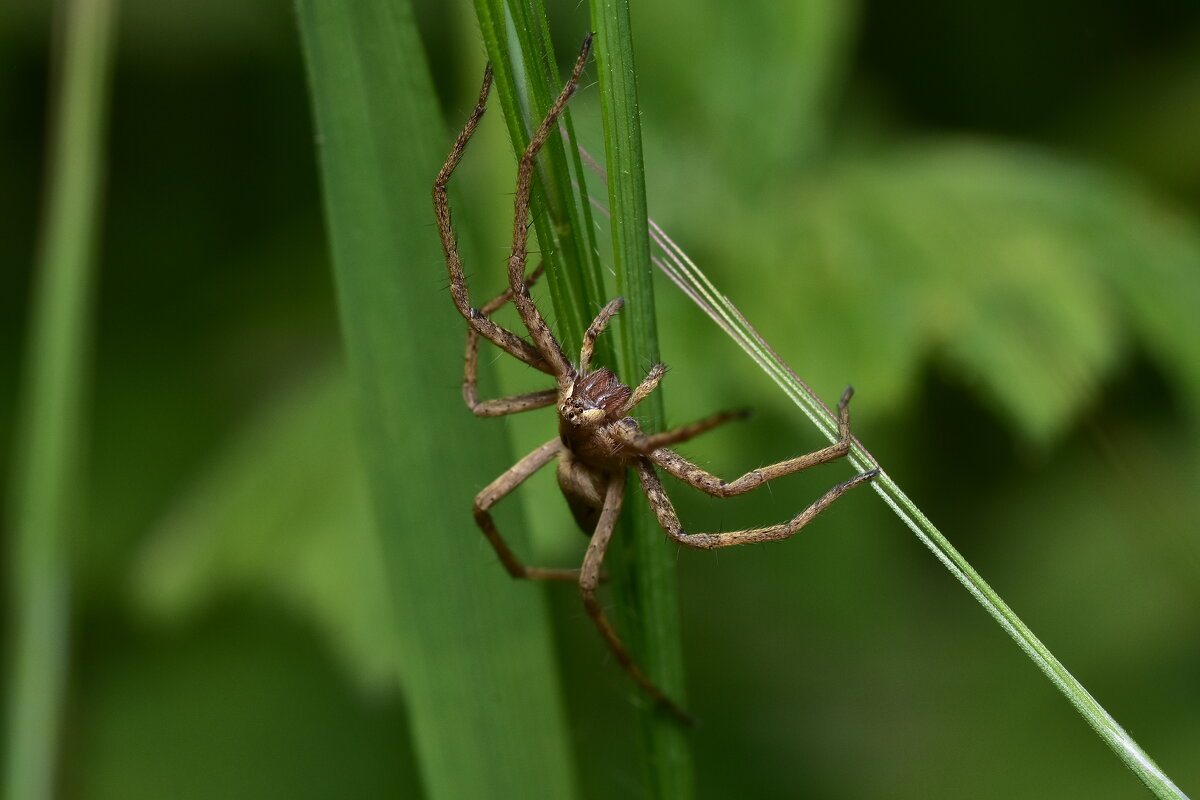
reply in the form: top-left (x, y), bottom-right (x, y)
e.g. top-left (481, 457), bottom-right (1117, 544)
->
top-left (632, 171), bottom-right (1190, 800)
top-left (5, 1), bottom-right (118, 799)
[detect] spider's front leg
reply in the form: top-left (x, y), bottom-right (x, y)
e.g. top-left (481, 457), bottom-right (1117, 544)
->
top-left (502, 34), bottom-right (595, 384)
top-left (635, 388), bottom-right (880, 549)
top-left (433, 62), bottom-right (552, 376)
top-left (578, 470), bottom-right (695, 725)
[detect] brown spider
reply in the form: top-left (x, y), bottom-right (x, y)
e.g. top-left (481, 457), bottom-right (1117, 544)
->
top-left (432, 34), bottom-right (879, 723)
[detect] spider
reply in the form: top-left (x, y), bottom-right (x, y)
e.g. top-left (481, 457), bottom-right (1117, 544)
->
top-left (432, 33), bottom-right (879, 723)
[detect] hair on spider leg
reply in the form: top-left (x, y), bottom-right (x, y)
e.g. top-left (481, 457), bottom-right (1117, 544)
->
top-left (433, 31), bottom-right (877, 725)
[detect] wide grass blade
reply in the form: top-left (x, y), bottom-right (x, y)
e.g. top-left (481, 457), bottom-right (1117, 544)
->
top-left (294, 2), bottom-right (578, 797)
top-left (5, 1), bottom-right (118, 798)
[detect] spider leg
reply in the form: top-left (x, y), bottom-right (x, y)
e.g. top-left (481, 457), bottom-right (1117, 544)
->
top-left (433, 62), bottom-right (553, 375)
top-left (637, 457), bottom-right (878, 550)
top-left (464, 264), bottom-right (557, 416)
top-left (474, 262), bottom-right (546, 320)
top-left (506, 34), bottom-right (595, 384)
top-left (634, 408), bottom-right (750, 451)
top-left (647, 386), bottom-right (864, 498)
top-left (579, 296), bottom-right (624, 374)
top-left (579, 470), bottom-right (695, 725)
top-left (633, 387), bottom-right (880, 548)
top-left (474, 438), bottom-right (579, 581)
top-left (463, 366), bottom-right (556, 416)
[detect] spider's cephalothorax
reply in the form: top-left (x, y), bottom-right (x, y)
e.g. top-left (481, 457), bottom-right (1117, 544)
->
top-left (432, 34), bottom-right (879, 724)
top-left (556, 366), bottom-right (641, 532)
top-left (560, 369), bottom-right (629, 433)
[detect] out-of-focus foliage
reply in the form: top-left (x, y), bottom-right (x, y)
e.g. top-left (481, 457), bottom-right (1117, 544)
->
top-left (3, 0), bottom-right (1198, 797)
top-left (746, 143), bottom-right (1200, 445)
top-left (128, 363), bottom-right (393, 692)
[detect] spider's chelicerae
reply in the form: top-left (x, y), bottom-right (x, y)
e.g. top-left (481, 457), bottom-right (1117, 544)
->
top-left (433, 34), bottom-right (879, 723)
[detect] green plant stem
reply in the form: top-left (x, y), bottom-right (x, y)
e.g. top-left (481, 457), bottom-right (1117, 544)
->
top-left (5, 1), bottom-right (117, 799)
top-left (872, 477), bottom-right (1191, 800)
top-left (588, 2), bottom-right (694, 797)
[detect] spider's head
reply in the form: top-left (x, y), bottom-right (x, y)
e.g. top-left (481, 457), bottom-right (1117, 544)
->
top-left (560, 400), bottom-right (606, 428)
top-left (559, 368), bottom-right (631, 429)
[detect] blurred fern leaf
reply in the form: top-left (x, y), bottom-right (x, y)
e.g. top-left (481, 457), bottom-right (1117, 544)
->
top-left (737, 141), bottom-right (1200, 444)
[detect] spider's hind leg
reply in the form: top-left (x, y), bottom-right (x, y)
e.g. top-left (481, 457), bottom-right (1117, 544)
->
top-left (579, 471), bottom-right (696, 725)
top-left (474, 437), bottom-right (579, 581)
top-left (638, 457), bottom-right (878, 550)
top-left (651, 385), bottom-right (863, 499)
top-left (635, 386), bottom-right (879, 549)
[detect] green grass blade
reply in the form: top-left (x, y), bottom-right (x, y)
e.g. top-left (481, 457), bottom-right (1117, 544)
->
top-left (294, 3), bottom-right (578, 797)
top-left (645, 211), bottom-right (1192, 800)
top-left (589, 2), bottom-right (695, 797)
top-left (5, 1), bottom-right (118, 798)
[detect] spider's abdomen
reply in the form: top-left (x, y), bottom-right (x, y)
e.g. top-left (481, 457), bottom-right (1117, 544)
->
top-left (556, 451), bottom-right (609, 534)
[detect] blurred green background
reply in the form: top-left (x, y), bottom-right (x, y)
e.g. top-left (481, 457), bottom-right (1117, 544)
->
top-left (4, 0), bottom-right (1199, 797)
